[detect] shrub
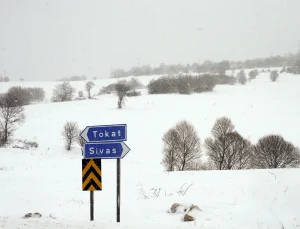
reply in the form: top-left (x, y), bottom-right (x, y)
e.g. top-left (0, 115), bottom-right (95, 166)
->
top-left (270, 70), bottom-right (279, 82)
top-left (12, 139), bottom-right (38, 150)
top-left (148, 76), bottom-right (178, 94)
top-left (6, 87), bottom-right (31, 106)
top-left (78, 91), bottom-right (84, 98)
top-left (237, 70), bottom-right (247, 85)
top-left (51, 82), bottom-right (76, 102)
top-left (148, 75), bottom-right (220, 94)
top-left (115, 83), bottom-right (130, 108)
top-left (248, 69), bottom-right (259, 81)
top-left (253, 135), bottom-right (300, 168)
top-left (26, 87), bottom-right (45, 102)
top-left (126, 90), bottom-right (141, 97)
top-left (128, 78), bottom-right (144, 90)
top-left (177, 76), bottom-right (192, 94)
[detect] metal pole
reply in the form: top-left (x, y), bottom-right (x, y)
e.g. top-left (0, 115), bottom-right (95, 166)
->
top-left (116, 158), bottom-right (121, 222)
top-left (90, 191), bottom-right (94, 221)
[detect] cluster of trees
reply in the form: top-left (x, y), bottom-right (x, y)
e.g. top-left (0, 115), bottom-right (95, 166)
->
top-left (162, 117), bottom-right (300, 171)
top-left (0, 76), bottom-right (10, 82)
top-left (57, 75), bottom-right (87, 82)
top-left (148, 74), bottom-right (235, 95)
top-left (111, 53), bottom-right (300, 78)
top-left (4, 87), bottom-right (45, 106)
top-left (51, 81), bottom-right (96, 102)
top-left (52, 79), bottom-right (142, 109)
top-left (99, 78), bottom-right (144, 95)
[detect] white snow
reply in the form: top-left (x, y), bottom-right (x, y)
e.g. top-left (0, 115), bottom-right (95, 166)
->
top-left (0, 71), bottom-right (300, 228)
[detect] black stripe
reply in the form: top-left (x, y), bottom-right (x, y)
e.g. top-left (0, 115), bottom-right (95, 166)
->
top-left (82, 167), bottom-right (102, 183)
top-left (93, 159), bottom-right (102, 168)
top-left (82, 159), bottom-right (102, 170)
top-left (83, 179), bottom-right (102, 191)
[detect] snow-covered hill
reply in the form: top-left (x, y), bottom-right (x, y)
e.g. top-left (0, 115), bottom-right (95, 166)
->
top-left (0, 71), bottom-right (300, 228)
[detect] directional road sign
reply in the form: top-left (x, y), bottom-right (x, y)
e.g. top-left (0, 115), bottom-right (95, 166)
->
top-left (80, 124), bottom-right (126, 143)
top-left (82, 159), bottom-right (102, 191)
top-left (83, 142), bottom-right (131, 159)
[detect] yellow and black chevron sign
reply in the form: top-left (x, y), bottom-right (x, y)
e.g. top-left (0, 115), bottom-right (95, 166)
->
top-left (82, 159), bottom-right (102, 191)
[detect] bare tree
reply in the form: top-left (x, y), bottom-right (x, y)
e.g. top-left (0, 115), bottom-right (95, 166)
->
top-left (62, 121), bottom-right (79, 150)
top-left (51, 82), bottom-right (76, 102)
top-left (205, 117), bottom-right (252, 170)
top-left (270, 70), bottom-right (279, 82)
top-left (85, 81), bottom-right (95, 99)
top-left (225, 132), bottom-right (253, 169)
top-left (0, 93), bottom-right (25, 145)
top-left (253, 135), bottom-right (300, 168)
top-left (115, 83), bottom-right (130, 108)
top-left (162, 128), bottom-right (179, 171)
top-left (161, 121), bottom-right (201, 171)
top-left (175, 121), bottom-right (201, 171)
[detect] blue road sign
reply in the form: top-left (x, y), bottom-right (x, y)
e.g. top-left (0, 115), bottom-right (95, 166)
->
top-left (80, 124), bottom-right (127, 143)
top-left (83, 142), bottom-right (131, 159)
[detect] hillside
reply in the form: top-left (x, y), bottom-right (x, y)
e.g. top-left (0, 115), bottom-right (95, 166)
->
top-left (0, 71), bottom-right (300, 228)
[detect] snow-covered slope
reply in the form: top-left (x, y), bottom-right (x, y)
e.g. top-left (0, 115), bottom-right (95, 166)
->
top-left (0, 71), bottom-right (300, 228)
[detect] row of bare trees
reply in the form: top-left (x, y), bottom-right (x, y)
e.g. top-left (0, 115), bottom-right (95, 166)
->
top-left (162, 117), bottom-right (300, 171)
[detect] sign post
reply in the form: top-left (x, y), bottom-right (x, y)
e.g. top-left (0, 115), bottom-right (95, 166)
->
top-left (80, 124), bottom-right (130, 223)
top-left (90, 191), bottom-right (94, 221)
top-left (117, 158), bottom-right (121, 222)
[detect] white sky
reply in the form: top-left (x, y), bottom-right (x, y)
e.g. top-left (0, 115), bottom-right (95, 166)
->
top-left (0, 0), bottom-right (300, 81)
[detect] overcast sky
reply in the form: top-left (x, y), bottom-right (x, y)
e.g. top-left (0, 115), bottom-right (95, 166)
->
top-left (0, 0), bottom-right (300, 81)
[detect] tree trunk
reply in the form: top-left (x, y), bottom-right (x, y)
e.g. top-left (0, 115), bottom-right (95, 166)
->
top-left (4, 121), bottom-right (8, 143)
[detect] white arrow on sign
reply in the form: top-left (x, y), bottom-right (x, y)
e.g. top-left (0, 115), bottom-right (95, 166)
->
top-left (119, 142), bottom-right (130, 158)
top-left (83, 142), bottom-right (131, 159)
top-left (81, 127), bottom-right (89, 142)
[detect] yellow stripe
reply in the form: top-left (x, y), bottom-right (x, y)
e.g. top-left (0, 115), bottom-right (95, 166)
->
top-left (82, 172), bottom-right (102, 190)
top-left (89, 185), bottom-right (96, 191)
top-left (82, 160), bottom-right (102, 177)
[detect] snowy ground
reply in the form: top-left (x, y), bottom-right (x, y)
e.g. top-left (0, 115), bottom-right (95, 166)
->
top-left (0, 71), bottom-right (300, 228)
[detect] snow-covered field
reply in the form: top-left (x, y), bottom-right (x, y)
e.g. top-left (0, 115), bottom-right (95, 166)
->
top-left (1, 71), bottom-right (300, 228)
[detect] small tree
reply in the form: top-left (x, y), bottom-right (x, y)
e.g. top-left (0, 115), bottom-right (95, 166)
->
top-left (253, 135), bottom-right (300, 168)
top-left (162, 120), bottom-right (201, 171)
top-left (4, 77), bottom-right (9, 82)
top-left (0, 93), bottom-right (25, 145)
top-left (115, 83), bottom-right (130, 109)
top-left (51, 82), bottom-right (76, 102)
top-left (270, 70), bottom-right (279, 82)
top-left (237, 70), bottom-right (247, 85)
top-left (248, 69), bottom-right (259, 81)
top-left (62, 121), bottom-right (79, 150)
top-left (85, 81), bottom-right (95, 99)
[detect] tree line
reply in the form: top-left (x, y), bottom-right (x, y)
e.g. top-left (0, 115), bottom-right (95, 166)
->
top-left (162, 117), bottom-right (300, 171)
top-left (111, 53), bottom-right (300, 78)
